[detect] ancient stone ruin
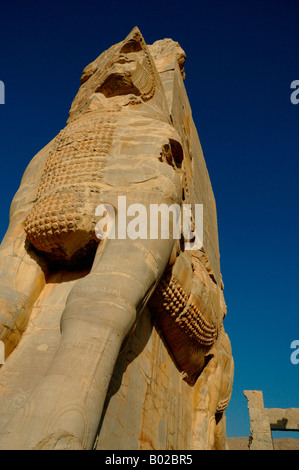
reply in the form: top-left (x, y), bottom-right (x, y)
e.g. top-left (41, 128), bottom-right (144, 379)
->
top-left (244, 390), bottom-right (299, 450)
top-left (0, 27), bottom-right (233, 450)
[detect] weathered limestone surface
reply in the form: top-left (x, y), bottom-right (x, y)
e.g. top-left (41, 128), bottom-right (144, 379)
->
top-left (228, 437), bottom-right (299, 451)
top-left (244, 390), bottom-right (299, 450)
top-left (244, 390), bottom-right (273, 450)
top-left (0, 27), bottom-right (233, 450)
top-left (266, 408), bottom-right (299, 431)
top-left (0, 271), bottom-right (88, 432)
top-left (96, 307), bottom-right (194, 450)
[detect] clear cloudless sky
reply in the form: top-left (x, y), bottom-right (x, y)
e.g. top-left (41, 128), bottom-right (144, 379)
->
top-left (0, 0), bottom-right (298, 439)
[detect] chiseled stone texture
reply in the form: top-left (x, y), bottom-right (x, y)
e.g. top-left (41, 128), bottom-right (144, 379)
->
top-left (96, 307), bottom-right (194, 450)
top-left (244, 390), bottom-right (299, 450)
top-left (266, 408), bottom-right (299, 431)
top-left (244, 390), bottom-right (273, 450)
top-left (0, 271), bottom-right (87, 432)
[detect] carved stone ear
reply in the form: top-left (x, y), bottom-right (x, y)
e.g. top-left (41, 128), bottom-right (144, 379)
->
top-left (119, 26), bottom-right (145, 53)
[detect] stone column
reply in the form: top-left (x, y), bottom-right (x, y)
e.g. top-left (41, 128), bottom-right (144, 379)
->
top-left (244, 390), bottom-right (273, 450)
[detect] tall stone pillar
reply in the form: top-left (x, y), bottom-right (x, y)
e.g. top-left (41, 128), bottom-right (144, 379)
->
top-left (244, 390), bottom-right (273, 450)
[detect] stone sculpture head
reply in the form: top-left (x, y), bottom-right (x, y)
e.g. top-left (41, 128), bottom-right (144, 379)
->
top-left (94, 32), bottom-right (156, 101)
top-left (24, 27), bottom-right (178, 267)
top-left (68, 27), bottom-right (170, 123)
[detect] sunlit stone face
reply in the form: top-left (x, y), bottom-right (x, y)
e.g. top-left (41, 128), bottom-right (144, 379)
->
top-left (96, 38), bottom-right (155, 100)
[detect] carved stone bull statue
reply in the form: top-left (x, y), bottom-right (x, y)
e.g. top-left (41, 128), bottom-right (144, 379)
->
top-left (0, 27), bottom-right (233, 450)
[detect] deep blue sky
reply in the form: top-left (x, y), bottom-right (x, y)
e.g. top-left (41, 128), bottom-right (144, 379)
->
top-left (0, 0), bottom-right (298, 439)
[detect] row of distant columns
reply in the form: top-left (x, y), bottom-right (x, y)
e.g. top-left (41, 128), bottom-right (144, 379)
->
top-left (244, 390), bottom-right (299, 450)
